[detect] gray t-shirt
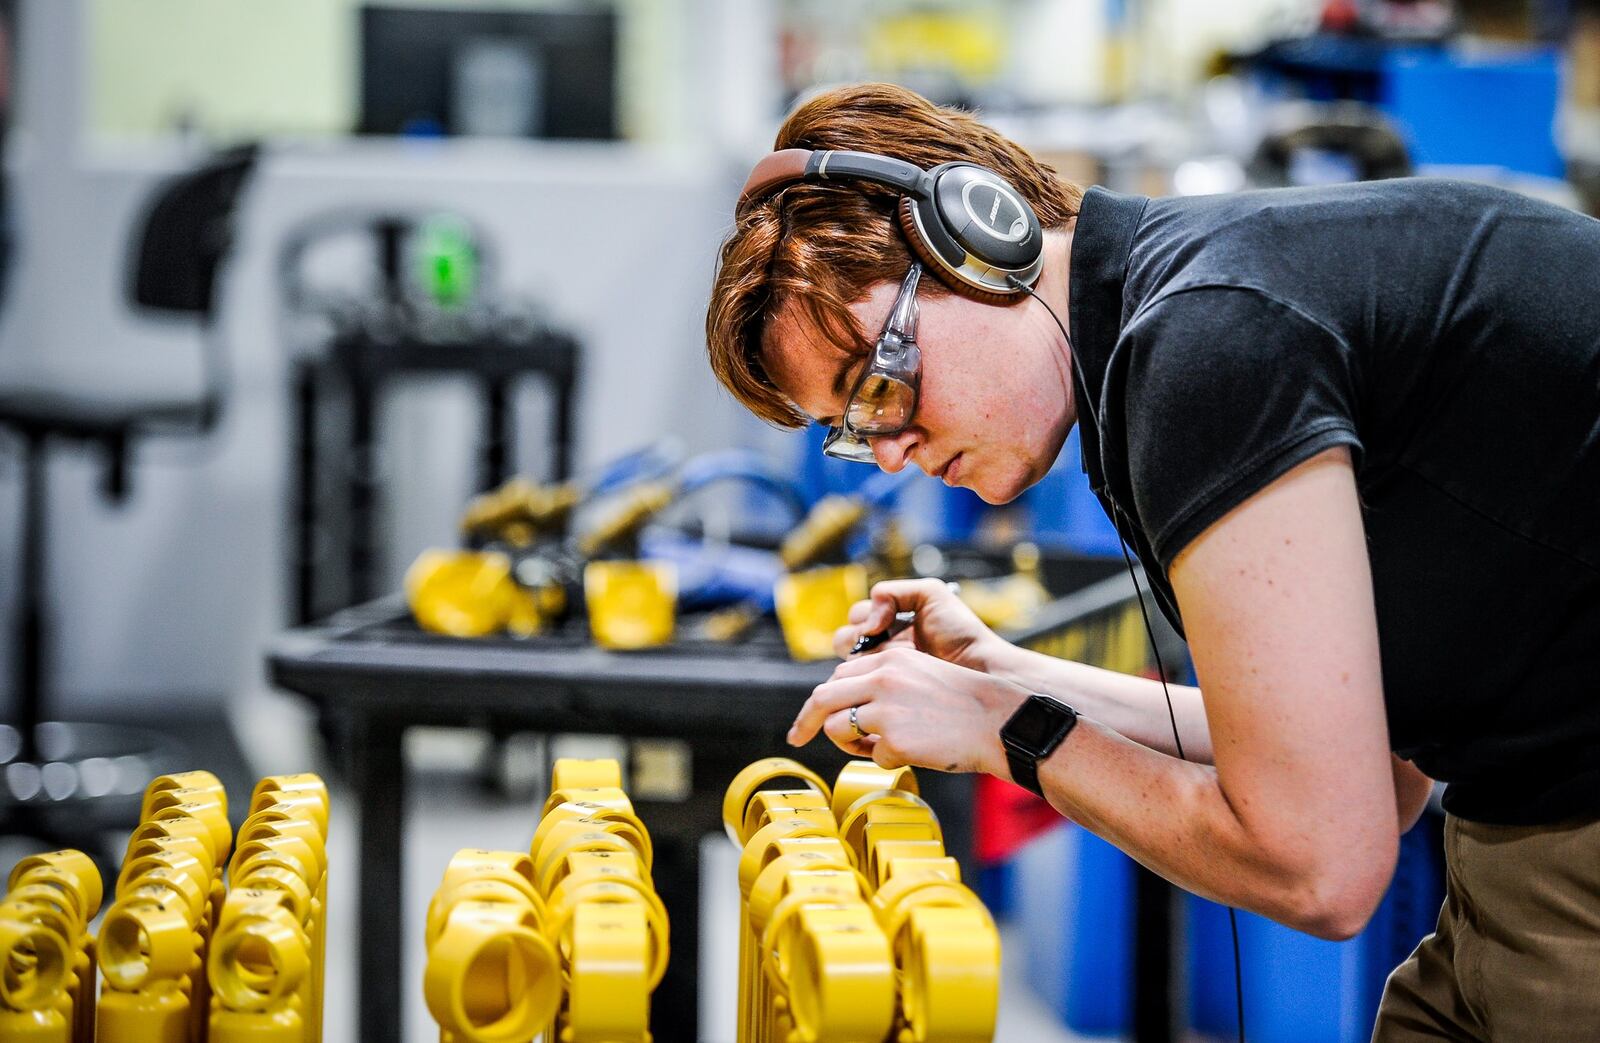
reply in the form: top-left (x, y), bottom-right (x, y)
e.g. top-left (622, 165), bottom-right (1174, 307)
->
top-left (1066, 180), bottom-right (1600, 825)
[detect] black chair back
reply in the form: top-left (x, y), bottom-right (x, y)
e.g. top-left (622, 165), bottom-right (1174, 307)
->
top-left (129, 143), bottom-right (259, 320)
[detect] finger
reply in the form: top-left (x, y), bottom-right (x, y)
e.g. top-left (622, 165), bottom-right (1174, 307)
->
top-left (846, 600), bottom-right (873, 625)
top-left (864, 578), bottom-right (956, 630)
top-left (821, 706), bottom-right (877, 750)
top-left (788, 675), bottom-right (876, 746)
top-left (825, 650), bottom-right (895, 682)
top-left (831, 733), bottom-right (877, 759)
top-left (843, 735), bottom-right (878, 758)
top-left (871, 739), bottom-right (907, 770)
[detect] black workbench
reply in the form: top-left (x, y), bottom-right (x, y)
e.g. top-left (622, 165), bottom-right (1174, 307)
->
top-left (267, 598), bottom-right (984, 1043)
top-left (264, 553), bottom-right (1180, 1043)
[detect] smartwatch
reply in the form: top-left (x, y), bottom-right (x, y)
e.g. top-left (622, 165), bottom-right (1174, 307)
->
top-left (1000, 695), bottom-right (1079, 799)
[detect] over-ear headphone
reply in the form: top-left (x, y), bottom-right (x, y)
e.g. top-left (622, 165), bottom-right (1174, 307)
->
top-left (739, 149), bottom-right (1044, 304)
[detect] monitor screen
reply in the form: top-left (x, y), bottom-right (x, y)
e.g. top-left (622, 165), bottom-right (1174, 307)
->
top-left (359, 4), bottom-right (618, 140)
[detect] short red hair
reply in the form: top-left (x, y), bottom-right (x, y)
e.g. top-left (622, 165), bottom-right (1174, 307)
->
top-left (706, 83), bottom-right (1084, 428)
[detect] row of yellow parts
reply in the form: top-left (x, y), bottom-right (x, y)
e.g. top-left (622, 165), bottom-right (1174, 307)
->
top-left (0, 771), bottom-right (328, 1043)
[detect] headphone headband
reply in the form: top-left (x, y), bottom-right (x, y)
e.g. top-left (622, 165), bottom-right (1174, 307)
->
top-left (736, 148), bottom-right (1043, 302)
top-left (739, 149), bottom-right (930, 209)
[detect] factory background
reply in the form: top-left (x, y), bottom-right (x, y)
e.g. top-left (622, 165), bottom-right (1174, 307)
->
top-left (0, 1), bottom-right (1595, 1041)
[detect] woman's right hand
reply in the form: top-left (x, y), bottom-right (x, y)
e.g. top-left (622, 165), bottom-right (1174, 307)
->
top-left (832, 577), bottom-right (1010, 673)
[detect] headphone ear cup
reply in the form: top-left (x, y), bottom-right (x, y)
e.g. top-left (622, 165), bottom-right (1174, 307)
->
top-left (897, 198), bottom-right (1019, 306)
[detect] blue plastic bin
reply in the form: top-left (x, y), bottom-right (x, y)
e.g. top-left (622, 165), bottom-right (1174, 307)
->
top-left (1381, 47), bottom-right (1562, 178)
top-left (1022, 428), bottom-right (1123, 557)
top-left (1188, 816), bottom-right (1446, 1042)
top-left (793, 424), bottom-right (990, 543)
top-left (1013, 822), bottom-right (1137, 1035)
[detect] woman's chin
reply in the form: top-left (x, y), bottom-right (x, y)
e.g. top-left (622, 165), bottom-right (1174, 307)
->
top-left (969, 470), bottom-right (1028, 505)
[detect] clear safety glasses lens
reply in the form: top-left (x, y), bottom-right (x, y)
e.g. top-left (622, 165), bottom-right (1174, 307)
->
top-left (821, 424), bottom-right (877, 462)
top-left (820, 266), bottom-right (923, 465)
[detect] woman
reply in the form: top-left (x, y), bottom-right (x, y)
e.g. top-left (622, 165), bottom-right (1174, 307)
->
top-left (705, 83), bottom-right (1600, 1039)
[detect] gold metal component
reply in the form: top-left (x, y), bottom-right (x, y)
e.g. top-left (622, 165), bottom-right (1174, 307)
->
top-left (779, 494), bottom-right (869, 571)
top-left (406, 549), bottom-right (518, 638)
top-left (775, 564), bottom-right (868, 661)
top-left (460, 478), bottom-right (581, 546)
top-left (721, 758), bottom-right (832, 847)
top-left (423, 759), bottom-right (665, 1043)
top-left (957, 541), bottom-right (1053, 632)
top-left (583, 560), bottom-right (677, 649)
top-left (577, 481), bottom-right (677, 559)
top-left (727, 758), bottom-right (1001, 1043)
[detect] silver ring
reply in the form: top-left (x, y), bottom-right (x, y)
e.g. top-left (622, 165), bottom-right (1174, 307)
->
top-left (849, 705), bottom-right (866, 740)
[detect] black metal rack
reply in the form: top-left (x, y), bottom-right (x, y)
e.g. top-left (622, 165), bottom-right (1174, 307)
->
top-left (289, 326), bottom-right (579, 624)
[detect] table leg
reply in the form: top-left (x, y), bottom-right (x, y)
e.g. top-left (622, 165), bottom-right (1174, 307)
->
top-left (553, 373), bottom-right (575, 482)
top-left (350, 713), bottom-right (405, 1043)
top-left (292, 362), bottom-right (318, 625)
top-left (481, 376), bottom-right (511, 491)
top-left (348, 378), bottom-right (379, 606)
top-left (645, 827), bottom-right (700, 1043)
top-left (1133, 866), bottom-right (1177, 1043)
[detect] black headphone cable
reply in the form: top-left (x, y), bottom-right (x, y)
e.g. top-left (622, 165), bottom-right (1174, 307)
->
top-left (1010, 275), bottom-right (1246, 1043)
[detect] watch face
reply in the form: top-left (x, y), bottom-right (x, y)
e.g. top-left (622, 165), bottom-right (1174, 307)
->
top-left (1005, 697), bottom-right (1072, 751)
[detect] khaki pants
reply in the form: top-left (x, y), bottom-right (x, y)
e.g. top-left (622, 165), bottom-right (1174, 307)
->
top-left (1373, 814), bottom-right (1600, 1041)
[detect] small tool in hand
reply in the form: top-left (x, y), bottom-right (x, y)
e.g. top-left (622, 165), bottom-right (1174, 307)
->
top-left (849, 581), bottom-right (961, 655)
top-left (850, 611), bottom-right (916, 655)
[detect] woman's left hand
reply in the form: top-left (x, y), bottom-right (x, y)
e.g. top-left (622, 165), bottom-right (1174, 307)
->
top-left (787, 645), bottom-right (1033, 775)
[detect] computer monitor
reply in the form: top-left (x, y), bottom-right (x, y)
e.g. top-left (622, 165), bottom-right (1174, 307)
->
top-left (359, 4), bottom-right (618, 140)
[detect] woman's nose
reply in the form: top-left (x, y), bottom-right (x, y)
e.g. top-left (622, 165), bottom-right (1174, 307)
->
top-left (870, 429), bottom-right (918, 473)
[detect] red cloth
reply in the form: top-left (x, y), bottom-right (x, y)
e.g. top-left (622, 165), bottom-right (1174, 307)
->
top-left (974, 774), bottom-right (1064, 864)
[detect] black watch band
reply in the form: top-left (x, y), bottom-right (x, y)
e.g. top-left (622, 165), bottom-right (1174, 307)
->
top-left (1000, 695), bottom-right (1079, 799)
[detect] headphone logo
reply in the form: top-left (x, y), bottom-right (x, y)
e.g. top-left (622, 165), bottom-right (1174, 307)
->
top-left (961, 177), bottom-right (1030, 243)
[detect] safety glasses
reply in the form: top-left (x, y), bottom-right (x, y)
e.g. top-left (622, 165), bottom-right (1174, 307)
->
top-left (821, 264), bottom-right (922, 463)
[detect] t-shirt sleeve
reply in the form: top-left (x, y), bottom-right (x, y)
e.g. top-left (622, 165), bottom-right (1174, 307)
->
top-left (1120, 285), bottom-right (1365, 568)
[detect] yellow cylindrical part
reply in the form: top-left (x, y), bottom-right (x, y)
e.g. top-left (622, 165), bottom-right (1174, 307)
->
top-left (406, 549), bottom-right (522, 638)
top-left (563, 901), bottom-right (651, 1043)
top-left (7, 851), bottom-right (103, 923)
top-left (899, 905), bottom-right (1001, 1043)
top-left (582, 560), bottom-right (678, 650)
top-left (424, 901), bottom-right (560, 1043)
top-left (546, 878), bottom-right (669, 990)
top-left (423, 760), bottom-right (667, 1043)
top-left (0, 916), bottom-right (72, 1010)
top-left (94, 983), bottom-right (190, 1043)
top-left (774, 565), bottom-right (867, 661)
top-left (208, 1006), bottom-right (305, 1043)
top-left (0, 900), bottom-right (79, 1032)
top-left (208, 898), bottom-right (308, 1013)
top-left (0, 1006), bottom-right (71, 1042)
top-left (831, 762), bottom-right (920, 823)
top-left (97, 892), bottom-right (196, 993)
top-left (722, 758), bottom-right (832, 847)
top-left (783, 904), bottom-right (896, 1043)
top-left (550, 758), bottom-right (623, 791)
top-left (530, 803), bottom-right (653, 874)
top-left (210, 771), bottom-right (329, 1043)
top-left (727, 759), bottom-right (1003, 1043)
top-left (144, 791), bottom-right (233, 863)
top-left (533, 814), bottom-right (653, 884)
top-left (7, 849), bottom-right (103, 1043)
top-left (538, 786), bottom-right (634, 821)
